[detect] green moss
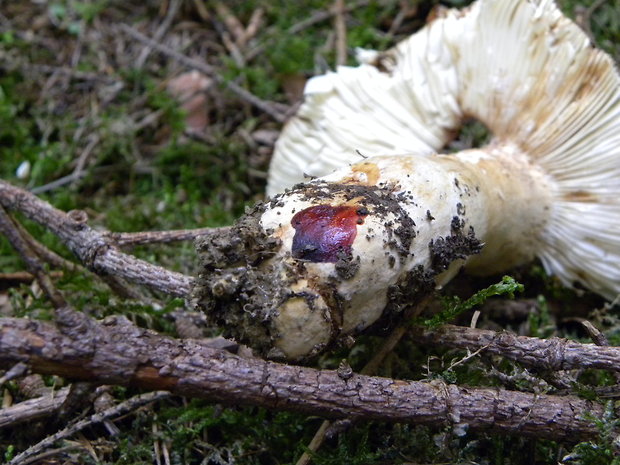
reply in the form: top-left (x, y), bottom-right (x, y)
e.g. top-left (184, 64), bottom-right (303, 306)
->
top-left (150, 400), bottom-right (311, 464)
top-left (527, 294), bottom-right (555, 339)
top-left (1, 0), bottom-right (618, 463)
top-left (419, 276), bottom-right (524, 328)
top-left (268, 36), bottom-right (317, 75)
top-left (564, 403), bottom-right (620, 465)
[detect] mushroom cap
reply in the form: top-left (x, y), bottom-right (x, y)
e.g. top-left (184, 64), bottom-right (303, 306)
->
top-left (267, 0), bottom-right (620, 300)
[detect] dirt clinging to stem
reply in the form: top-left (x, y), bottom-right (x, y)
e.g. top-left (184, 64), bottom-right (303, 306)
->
top-left (192, 181), bottom-right (482, 359)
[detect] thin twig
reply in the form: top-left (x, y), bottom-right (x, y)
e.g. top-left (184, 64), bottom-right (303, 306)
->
top-left (135, 0), bottom-right (182, 68)
top-left (0, 387), bottom-right (70, 429)
top-left (1, 195), bottom-right (153, 302)
top-left (10, 209), bottom-right (150, 301)
top-left (30, 171), bottom-right (88, 195)
top-left (12, 220), bottom-right (81, 273)
top-left (0, 362), bottom-right (28, 388)
top-left (414, 324), bottom-right (620, 373)
top-left (0, 206), bottom-right (67, 308)
top-left (243, 8), bottom-right (264, 46)
top-left (118, 24), bottom-right (288, 123)
top-left (288, 0), bottom-right (373, 35)
top-left (191, 0), bottom-right (210, 22)
top-left (104, 226), bottom-right (230, 247)
top-left (0, 271), bottom-right (64, 285)
top-left (13, 445), bottom-right (85, 465)
top-left (0, 180), bottom-right (193, 297)
top-left (71, 134), bottom-right (100, 183)
top-left (296, 296), bottom-right (432, 465)
top-left (581, 319), bottom-right (620, 384)
top-left (9, 391), bottom-right (171, 465)
top-left (10, 64), bottom-right (119, 84)
top-left (214, 2), bottom-right (246, 46)
top-left (574, 0), bottom-right (607, 42)
top-left (333, 0), bottom-right (347, 67)
top-left (295, 421), bottom-right (331, 465)
top-left (446, 343), bottom-right (491, 371)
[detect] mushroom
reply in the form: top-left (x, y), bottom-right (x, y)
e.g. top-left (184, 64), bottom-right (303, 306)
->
top-left (192, 0), bottom-right (620, 360)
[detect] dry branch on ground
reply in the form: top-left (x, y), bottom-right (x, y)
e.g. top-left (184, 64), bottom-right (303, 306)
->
top-left (0, 307), bottom-right (606, 442)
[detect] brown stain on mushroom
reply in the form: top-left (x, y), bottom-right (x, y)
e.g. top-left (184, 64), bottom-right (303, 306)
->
top-left (373, 51), bottom-right (398, 75)
top-left (340, 161), bottom-right (380, 186)
top-left (458, 36), bottom-right (615, 159)
top-left (573, 54), bottom-right (611, 101)
top-left (562, 190), bottom-right (599, 203)
top-left (427, 4), bottom-right (471, 23)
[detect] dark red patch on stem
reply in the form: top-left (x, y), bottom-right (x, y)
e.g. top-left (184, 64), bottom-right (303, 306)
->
top-left (291, 205), bottom-right (368, 263)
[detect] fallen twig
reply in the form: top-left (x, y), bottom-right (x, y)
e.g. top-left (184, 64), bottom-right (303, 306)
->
top-left (0, 180), bottom-right (193, 297)
top-left (0, 271), bottom-right (64, 286)
top-left (297, 296), bottom-right (434, 465)
top-left (0, 308), bottom-right (605, 443)
top-left (7, 211), bottom-right (148, 301)
top-left (11, 445), bottom-right (85, 465)
top-left (11, 219), bottom-right (81, 273)
top-left (0, 362), bottom-right (28, 387)
top-left (0, 387), bottom-right (70, 429)
top-left (0, 205), bottom-right (67, 308)
top-left (415, 324), bottom-right (620, 373)
top-left (135, 0), bottom-right (182, 68)
top-left (8, 390), bottom-right (171, 465)
top-left (119, 23), bottom-right (288, 123)
top-left (214, 2), bottom-right (246, 46)
top-left (30, 171), bottom-right (89, 195)
top-left (8, 64), bottom-right (119, 84)
top-left (104, 226), bottom-right (229, 247)
top-left (288, 0), bottom-right (374, 35)
top-left (296, 324), bottom-right (413, 465)
top-left (31, 134), bottom-right (100, 195)
top-left (333, 0), bottom-right (347, 66)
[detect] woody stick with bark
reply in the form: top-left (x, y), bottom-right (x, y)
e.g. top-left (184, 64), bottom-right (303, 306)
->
top-left (0, 310), bottom-right (606, 442)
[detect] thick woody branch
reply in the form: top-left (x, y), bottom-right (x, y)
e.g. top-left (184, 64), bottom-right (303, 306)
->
top-left (415, 324), bottom-right (620, 372)
top-left (0, 180), bottom-right (192, 297)
top-left (0, 308), bottom-right (604, 442)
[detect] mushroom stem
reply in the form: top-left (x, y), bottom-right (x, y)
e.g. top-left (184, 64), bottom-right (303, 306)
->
top-left (193, 142), bottom-right (553, 360)
top-left (441, 143), bottom-right (554, 276)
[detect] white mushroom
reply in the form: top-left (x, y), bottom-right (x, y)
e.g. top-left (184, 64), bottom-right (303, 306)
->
top-left (193, 0), bottom-right (620, 360)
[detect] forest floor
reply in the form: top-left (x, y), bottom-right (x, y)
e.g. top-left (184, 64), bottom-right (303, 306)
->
top-left (0, 0), bottom-right (619, 464)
